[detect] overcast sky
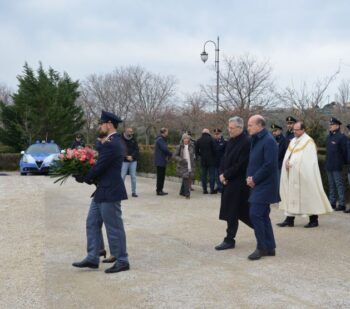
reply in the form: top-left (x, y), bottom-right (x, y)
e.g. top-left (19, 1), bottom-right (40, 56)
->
top-left (1, 0), bottom-right (349, 100)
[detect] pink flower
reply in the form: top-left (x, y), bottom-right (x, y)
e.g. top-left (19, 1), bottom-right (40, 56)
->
top-left (66, 149), bottom-right (74, 159)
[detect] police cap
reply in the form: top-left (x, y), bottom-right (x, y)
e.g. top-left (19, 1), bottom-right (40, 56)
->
top-left (286, 116), bottom-right (297, 123)
top-left (271, 123), bottom-right (282, 130)
top-left (213, 128), bottom-right (222, 134)
top-left (100, 110), bottom-right (123, 125)
top-left (329, 117), bottom-right (342, 125)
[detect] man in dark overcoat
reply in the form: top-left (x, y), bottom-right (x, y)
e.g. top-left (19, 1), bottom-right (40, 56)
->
top-left (215, 117), bottom-right (253, 251)
top-left (154, 127), bottom-right (173, 196)
top-left (195, 128), bottom-right (217, 194)
top-left (246, 115), bottom-right (280, 260)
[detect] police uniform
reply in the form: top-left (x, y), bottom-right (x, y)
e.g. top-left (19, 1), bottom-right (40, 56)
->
top-left (71, 134), bottom-right (85, 149)
top-left (326, 117), bottom-right (348, 211)
top-left (213, 128), bottom-right (227, 193)
top-left (72, 110), bottom-right (130, 273)
top-left (285, 116), bottom-right (297, 146)
top-left (271, 124), bottom-right (287, 171)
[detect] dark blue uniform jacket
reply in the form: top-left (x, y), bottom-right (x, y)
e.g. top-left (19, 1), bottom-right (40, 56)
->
top-left (285, 129), bottom-right (294, 146)
top-left (214, 136), bottom-right (227, 168)
top-left (247, 128), bottom-right (280, 204)
top-left (326, 129), bottom-right (348, 171)
top-left (85, 133), bottom-right (128, 203)
top-left (275, 134), bottom-right (287, 170)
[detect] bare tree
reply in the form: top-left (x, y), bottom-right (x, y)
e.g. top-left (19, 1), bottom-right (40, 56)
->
top-left (130, 67), bottom-right (177, 145)
top-left (0, 83), bottom-right (12, 105)
top-left (81, 66), bottom-right (135, 124)
top-left (336, 79), bottom-right (350, 105)
top-left (332, 79), bottom-right (350, 124)
top-left (277, 71), bottom-right (339, 144)
top-left (76, 87), bottom-right (98, 144)
top-left (202, 54), bottom-right (275, 121)
top-left (178, 92), bottom-right (209, 137)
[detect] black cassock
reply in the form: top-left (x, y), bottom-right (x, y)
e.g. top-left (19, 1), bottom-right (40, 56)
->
top-left (219, 132), bottom-right (252, 229)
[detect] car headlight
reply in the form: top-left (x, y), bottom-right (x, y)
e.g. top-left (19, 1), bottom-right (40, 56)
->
top-left (23, 155), bottom-right (36, 164)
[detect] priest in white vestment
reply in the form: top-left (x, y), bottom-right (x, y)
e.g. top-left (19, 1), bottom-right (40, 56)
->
top-left (278, 121), bottom-right (333, 228)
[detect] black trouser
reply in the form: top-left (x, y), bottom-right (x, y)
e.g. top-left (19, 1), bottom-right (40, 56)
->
top-left (201, 165), bottom-right (215, 193)
top-left (224, 207), bottom-right (253, 243)
top-left (285, 215), bottom-right (318, 223)
top-left (156, 166), bottom-right (166, 193)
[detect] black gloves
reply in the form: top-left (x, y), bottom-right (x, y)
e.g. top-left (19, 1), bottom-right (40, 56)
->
top-left (73, 174), bottom-right (85, 183)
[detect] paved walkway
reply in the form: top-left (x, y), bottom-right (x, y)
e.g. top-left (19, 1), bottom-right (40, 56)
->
top-left (0, 173), bottom-right (349, 308)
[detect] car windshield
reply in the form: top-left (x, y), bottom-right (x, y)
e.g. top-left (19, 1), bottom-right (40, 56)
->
top-left (26, 143), bottom-right (59, 155)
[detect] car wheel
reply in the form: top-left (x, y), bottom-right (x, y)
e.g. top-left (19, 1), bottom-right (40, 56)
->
top-left (20, 172), bottom-right (27, 176)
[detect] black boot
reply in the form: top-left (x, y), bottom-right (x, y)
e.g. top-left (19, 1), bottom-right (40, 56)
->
top-left (72, 259), bottom-right (98, 269)
top-left (276, 216), bottom-right (294, 227)
top-left (105, 262), bottom-right (130, 274)
top-left (304, 215), bottom-right (318, 228)
top-left (215, 239), bottom-right (235, 251)
top-left (335, 205), bottom-right (345, 211)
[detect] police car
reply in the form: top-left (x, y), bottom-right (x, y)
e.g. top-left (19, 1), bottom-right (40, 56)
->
top-left (20, 141), bottom-right (61, 175)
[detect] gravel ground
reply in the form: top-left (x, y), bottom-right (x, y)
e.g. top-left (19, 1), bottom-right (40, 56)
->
top-left (1, 172), bottom-right (350, 309)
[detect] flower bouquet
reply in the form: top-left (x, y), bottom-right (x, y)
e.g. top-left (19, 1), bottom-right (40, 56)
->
top-left (50, 146), bottom-right (97, 185)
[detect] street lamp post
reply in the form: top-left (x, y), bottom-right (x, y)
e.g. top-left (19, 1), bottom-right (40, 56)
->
top-left (200, 36), bottom-right (220, 113)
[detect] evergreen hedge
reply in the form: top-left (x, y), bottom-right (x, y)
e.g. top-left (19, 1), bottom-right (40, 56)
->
top-left (0, 153), bottom-right (21, 170)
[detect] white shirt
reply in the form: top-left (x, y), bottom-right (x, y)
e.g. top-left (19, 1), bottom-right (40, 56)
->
top-left (183, 144), bottom-right (191, 171)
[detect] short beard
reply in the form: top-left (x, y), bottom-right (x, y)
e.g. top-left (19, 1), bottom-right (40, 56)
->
top-left (98, 132), bottom-right (108, 139)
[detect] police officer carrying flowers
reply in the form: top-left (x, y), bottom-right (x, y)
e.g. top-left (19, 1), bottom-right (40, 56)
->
top-left (72, 110), bottom-right (130, 274)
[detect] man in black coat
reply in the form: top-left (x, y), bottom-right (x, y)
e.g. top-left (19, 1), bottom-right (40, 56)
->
top-left (195, 128), bottom-right (217, 194)
top-left (154, 128), bottom-right (173, 196)
top-left (326, 117), bottom-right (348, 211)
top-left (121, 127), bottom-right (140, 197)
top-left (215, 117), bottom-right (253, 250)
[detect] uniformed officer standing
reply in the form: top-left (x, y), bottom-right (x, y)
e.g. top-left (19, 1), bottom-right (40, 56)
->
top-left (71, 133), bottom-right (85, 149)
top-left (285, 116), bottom-right (297, 146)
top-left (213, 128), bottom-right (227, 193)
top-left (72, 110), bottom-right (130, 274)
top-left (345, 124), bottom-right (350, 213)
top-left (271, 124), bottom-right (287, 179)
top-left (326, 117), bottom-right (348, 211)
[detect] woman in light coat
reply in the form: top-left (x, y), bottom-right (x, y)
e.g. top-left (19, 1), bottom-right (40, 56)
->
top-left (175, 133), bottom-right (196, 199)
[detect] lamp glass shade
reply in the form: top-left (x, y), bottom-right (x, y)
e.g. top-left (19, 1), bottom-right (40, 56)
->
top-left (200, 51), bottom-right (208, 63)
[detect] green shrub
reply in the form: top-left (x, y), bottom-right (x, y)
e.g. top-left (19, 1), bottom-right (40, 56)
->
top-left (0, 153), bottom-right (20, 170)
top-left (317, 147), bottom-right (326, 156)
top-left (0, 144), bottom-right (16, 153)
top-left (137, 149), bottom-right (201, 181)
